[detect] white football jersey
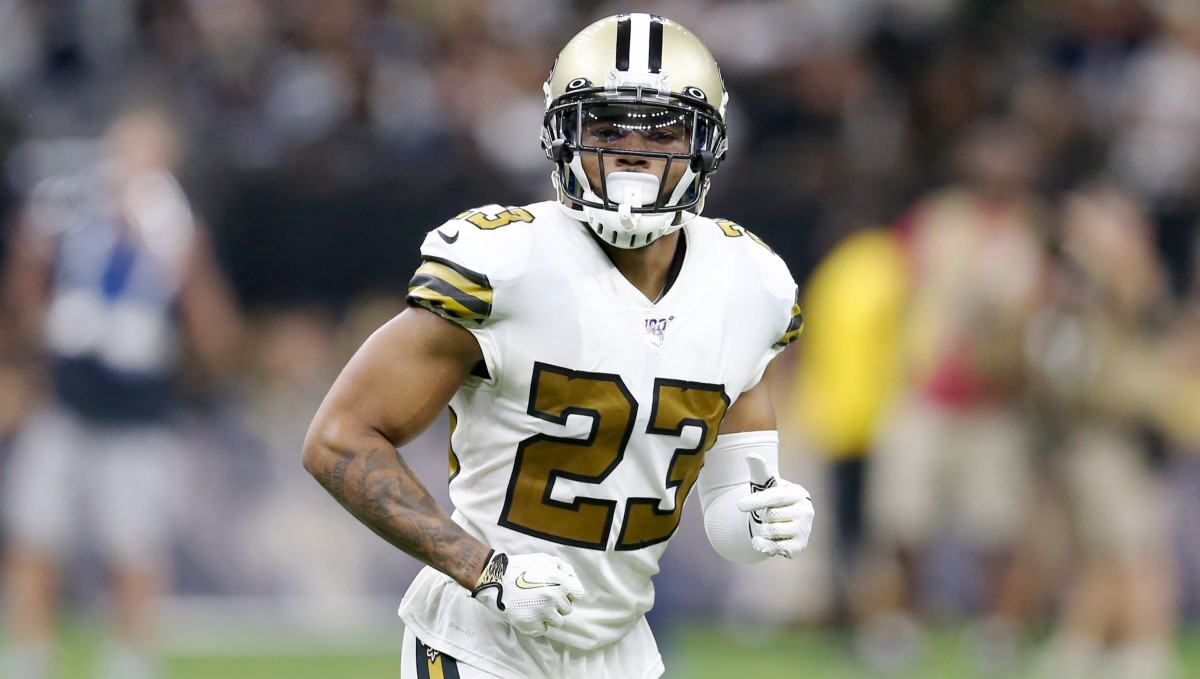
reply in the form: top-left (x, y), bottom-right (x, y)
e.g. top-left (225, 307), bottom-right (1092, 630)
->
top-left (399, 201), bottom-right (801, 679)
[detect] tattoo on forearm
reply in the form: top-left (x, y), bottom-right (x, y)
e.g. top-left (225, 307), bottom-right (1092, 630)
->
top-left (325, 446), bottom-right (488, 586)
top-left (323, 457), bottom-right (349, 499)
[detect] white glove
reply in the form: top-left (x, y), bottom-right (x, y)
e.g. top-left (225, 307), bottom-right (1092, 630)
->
top-left (470, 551), bottom-right (586, 637)
top-left (735, 453), bottom-right (815, 559)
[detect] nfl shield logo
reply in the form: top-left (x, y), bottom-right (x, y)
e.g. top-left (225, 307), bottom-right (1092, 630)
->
top-left (642, 315), bottom-right (674, 347)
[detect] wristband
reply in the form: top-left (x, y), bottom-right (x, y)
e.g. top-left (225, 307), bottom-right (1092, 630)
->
top-left (470, 549), bottom-right (508, 610)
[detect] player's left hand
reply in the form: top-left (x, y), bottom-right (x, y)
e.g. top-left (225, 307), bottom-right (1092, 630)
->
top-left (735, 453), bottom-right (815, 559)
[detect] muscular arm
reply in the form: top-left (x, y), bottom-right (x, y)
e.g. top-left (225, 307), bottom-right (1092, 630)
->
top-left (699, 358), bottom-right (801, 563)
top-left (719, 359), bottom-right (779, 434)
top-left (302, 307), bottom-right (491, 589)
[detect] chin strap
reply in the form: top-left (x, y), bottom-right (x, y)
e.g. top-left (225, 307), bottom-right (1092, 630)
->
top-left (552, 166), bottom-right (704, 248)
top-left (618, 202), bottom-right (636, 230)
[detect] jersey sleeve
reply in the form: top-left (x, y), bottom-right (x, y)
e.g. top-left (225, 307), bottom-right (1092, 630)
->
top-left (747, 269), bottom-right (801, 389)
top-left (407, 255), bottom-right (495, 326)
top-left (774, 288), bottom-right (805, 350)
top-left (406, 205), bottom-right (533, 325)
top-left (722, 220), bottom-right (802, 390)
top-left (405, 205), bottom-right (535, 377)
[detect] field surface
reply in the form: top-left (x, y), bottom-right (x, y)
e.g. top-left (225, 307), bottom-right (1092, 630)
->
top-left (49, 620), bottom-right (1200, 678)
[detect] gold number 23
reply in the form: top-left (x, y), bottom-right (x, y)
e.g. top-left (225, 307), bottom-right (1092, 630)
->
top-left (499, 362), bottom-right (730, 550)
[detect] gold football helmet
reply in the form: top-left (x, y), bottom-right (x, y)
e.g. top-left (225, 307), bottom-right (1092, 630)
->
top-left (541, 14), bottom-right (728, 248)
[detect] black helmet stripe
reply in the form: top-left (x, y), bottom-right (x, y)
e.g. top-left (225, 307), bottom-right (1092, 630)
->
top-left (648, 17), bottom-right (664, 73)
top-left (615, 15), bottom-right (631, 71)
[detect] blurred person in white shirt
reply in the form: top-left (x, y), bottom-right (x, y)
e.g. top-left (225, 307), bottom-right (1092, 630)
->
top-left (0, 106), bottom-right (242, 679)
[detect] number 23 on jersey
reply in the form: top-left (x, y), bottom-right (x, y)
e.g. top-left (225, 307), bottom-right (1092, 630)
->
top-left (499, 362), bottom-right (729, 551)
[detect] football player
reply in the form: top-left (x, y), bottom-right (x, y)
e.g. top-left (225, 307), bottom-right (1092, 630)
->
top-left (303, 14), bottom-right (815, 679)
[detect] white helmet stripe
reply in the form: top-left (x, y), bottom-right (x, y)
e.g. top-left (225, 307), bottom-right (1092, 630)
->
top-left (628, 13), bottom-right (652, 73)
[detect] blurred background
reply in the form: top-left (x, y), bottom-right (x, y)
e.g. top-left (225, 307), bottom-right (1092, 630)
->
top-left (2, 0), bottom-right (1200, 677)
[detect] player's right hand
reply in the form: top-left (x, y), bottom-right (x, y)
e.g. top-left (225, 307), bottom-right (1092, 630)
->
top-left (470, 551), bottom-right (585, 637)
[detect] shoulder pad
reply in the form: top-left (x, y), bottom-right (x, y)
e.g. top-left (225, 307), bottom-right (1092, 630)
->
top-left (707, 217), bottom-right (794, 292)
top-left (406, 205), bottom-right (536, 327)
top-left (707, 217), bottom-right (801, 348)
top-left (451, 204), bottom-right (537, 232)
top-left (709, 218), bottom-right (776, 254)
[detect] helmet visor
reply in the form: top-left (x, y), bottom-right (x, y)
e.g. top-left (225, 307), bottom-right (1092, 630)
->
top-left (578, 104), bottom-right (693, 153)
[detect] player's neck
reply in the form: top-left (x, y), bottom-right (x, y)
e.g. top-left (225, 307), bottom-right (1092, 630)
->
top-left (599, 230), bottom-right (684, 302)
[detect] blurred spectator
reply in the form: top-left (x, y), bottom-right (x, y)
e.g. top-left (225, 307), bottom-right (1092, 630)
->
top-left (1045, 0), bottom-right (1153, 133)
top-left (0, 107), bottom-right (242, 679)
top-left (857, 118), bottom-right (1049, 672)
top-left (1109, 0), bottom-right (1200, 296)
top-left (778, 224), bottom-right (908, 626)
top-left (1027, 185), bottom-right (1180, 679)
top-left (1155, 306), bottom-right (1200, 452)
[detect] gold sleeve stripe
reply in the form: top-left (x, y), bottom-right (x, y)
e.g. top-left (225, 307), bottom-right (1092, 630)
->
top-left (406, 258), bottom-right (493, 323)
top-left (407, 276), bottom-right (491, 320)
top-left (774, 296), bottom-right (804, 348)
top-left (418, 256), bottom-right (491, 289)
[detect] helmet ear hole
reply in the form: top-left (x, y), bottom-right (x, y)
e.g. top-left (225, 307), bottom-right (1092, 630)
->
top-left (550, 139), bottom-right (572, 162)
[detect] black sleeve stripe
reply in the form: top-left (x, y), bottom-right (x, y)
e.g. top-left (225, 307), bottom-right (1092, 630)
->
top-left (422, 255), bottom-right (491, 289)
top-left (408, 281), bottom-right (492, 323)
top-left (406, 257), bottom-right (494, 325)
top-left (783, 307), bottom-right (804, 334)
top-left (774, 295), bottom-right (804, 349)
top-left (408, 273), bottom-right (492, 317)
top-left (774, 325), bottom-right (803, 348)
top-left (407, 295), bottom-right (462, 321)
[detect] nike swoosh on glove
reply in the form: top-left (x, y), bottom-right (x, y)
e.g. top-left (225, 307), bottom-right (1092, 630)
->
top-left (470, 551), bottom-right (586, 636)
top-left (735, 453), bottom-right (815, 559)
